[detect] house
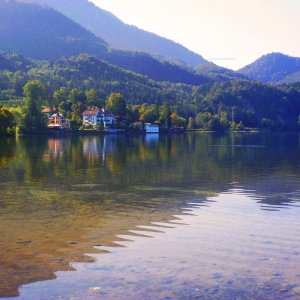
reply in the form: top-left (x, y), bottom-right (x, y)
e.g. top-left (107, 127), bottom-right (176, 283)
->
top-left (48, 113), bottom-right (69, 130)
top-left (144, 123), bottom-right (159, 133)
top-left (41, 107), bottom-right (53, 118)
top-left (41, 107), bottom-right (69, 130)
top-left (82, 108), bottom-right (116, 128)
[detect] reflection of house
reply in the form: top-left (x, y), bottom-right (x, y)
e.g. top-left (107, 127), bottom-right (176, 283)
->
top-left (82, 108), bottom-right (116, 128)
top-left (44, 138), bottom-right (71, 161)
top-left (48, 113), bottom-right (69, 130)
top-left (83, 137), bottom-right (100, 161)
top-left (145, 123), bottom-right (159, 133)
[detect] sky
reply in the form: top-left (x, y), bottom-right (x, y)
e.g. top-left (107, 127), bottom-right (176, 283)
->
top-left (90, 0), bottom-right (300, 70)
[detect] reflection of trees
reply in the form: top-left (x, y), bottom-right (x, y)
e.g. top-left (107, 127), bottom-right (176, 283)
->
top-left (1, 133), bottom-right (300, 297)
top-left (0, 137), bottom-right (16, 168)
top-left (1, 133), bottom-right (300, 194)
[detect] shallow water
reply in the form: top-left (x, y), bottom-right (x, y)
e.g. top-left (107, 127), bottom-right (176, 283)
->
top-left (1, 133), bottom-right (300, 299)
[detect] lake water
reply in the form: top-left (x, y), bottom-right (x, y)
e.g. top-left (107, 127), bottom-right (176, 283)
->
top-left (1, 133), bottom-right (300, 299)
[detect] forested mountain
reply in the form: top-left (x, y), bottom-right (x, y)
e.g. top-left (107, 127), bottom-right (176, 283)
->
top-left (1, 51), bottom-right (300, 130)
top-left (0, 0), bottom-right (212, 85)
top-left (195, 62), bottom-right (246, 81)
top-left (239, 53), bottom-right (300, 84)
top-left (277, 71), bottom-right (300, 84)
top-left (0, 0), bottom-right (107, 60)
top-left (22, 0), bottom-right (208, 67)
top-left (0, 1), bottom-right (299, 131)
top-left (0, 51), bottom-right (193, 105)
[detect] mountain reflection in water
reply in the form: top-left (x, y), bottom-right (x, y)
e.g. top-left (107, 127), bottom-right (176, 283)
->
top-left (0, 133), bottom-right (300, 299)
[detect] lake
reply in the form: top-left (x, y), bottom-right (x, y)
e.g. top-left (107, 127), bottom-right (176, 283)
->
top-left (1, 133), bottom-right (300, 299)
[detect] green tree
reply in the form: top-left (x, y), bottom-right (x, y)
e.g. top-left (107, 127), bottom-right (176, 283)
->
top-left (195, 112), bottom-right (212, 129)
top-left (187, 117), bottom-right (194, 129)
top-left (85, 89), bottom-right (104, 108)
top-left (59, 100), bottom-right (72, 114)
top-left (21, 80), bottom-right (47, 133)
top-left (106, 92), bottom-right (127, 117)
top-left (126, 105), bottom-right (140, 123)
top-left (170, 112), bottom-right (186, 127)
top-left (139, 104), bottom-right (159, 123)
top-left (71, 101), bottom-right (86, 120)
top-left (68, 88), bottom-right (85, 104)
top-left (70, 117), bottom-right (82, 131)
top-left (159, 102), bottom-right (171, 128)
top-left (53, 87), bottom-right (68, 107)
top-left (0, 106), bottom-right (16, 135)
top-left (9, 107), bottom-right (23, 133)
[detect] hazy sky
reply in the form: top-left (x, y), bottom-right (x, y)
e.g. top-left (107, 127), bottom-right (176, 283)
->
top-left (91, 0), bottom-right (300, 70)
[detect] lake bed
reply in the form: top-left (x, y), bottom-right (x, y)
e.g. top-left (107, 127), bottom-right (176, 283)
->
top-left (1, 133), bottom-right (300, 299)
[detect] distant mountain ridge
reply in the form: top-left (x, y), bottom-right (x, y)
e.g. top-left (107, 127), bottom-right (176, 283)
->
top-left (0, 0), bottom-right (108, 60)
top-left (195, 62), bottom-right (246, 81)
top-left (239, 53), bottom-right (300, 84)
top-left (0, 0), bottom-right (213, 85)
top-left (20, 0), bottom-right (208, 66)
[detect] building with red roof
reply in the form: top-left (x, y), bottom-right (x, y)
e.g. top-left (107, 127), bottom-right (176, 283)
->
top-left (82, 108), bottom-right (116, 128)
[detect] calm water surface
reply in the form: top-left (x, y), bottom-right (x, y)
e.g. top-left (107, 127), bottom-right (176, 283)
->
top-left (1, 133), bottom-right (300, 299)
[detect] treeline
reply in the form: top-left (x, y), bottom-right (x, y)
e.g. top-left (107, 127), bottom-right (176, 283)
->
top-left (0, 80), bottom-right (186, 135)
top-left (0, 80), bottom-right (48, 135)
top-left (1, 52), bottom-right (300, 132)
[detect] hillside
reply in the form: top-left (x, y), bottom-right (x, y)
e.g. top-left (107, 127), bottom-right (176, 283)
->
top-left (239, 53), bottom-right (300, 84)
top-left (0, 0), bottom-right (108, 60)
top-left (0, 0), bottom-right (211, 85)
top-left (277, 71), bottom-right (300, 84)
top-left (0, 51), bottom-right (193, 105)
top-left (195, 62), bottom-right (246, 81)
top-left (21, 0), bottom-right (207, 66)
top-left (1, 51), bottom-right (300, 130)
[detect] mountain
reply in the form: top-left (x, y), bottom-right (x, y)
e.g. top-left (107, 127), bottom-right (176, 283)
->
top-left (195, 62), bottom-right (246, 81)
top-left (0, 0), bottom-right (108, 60)
top-left (239, 53), bottom-right (300, 84)
top-left (21, 0), bottom-right (208, 66)
top-left (0, 0), bottom-right (212, 85)
top-left (0, 51), bottom-right (32, 72)
top-left (0, 51), bottom-right (195, 106)
top-left (278, 71), bottom-right (300, 84)
top-left (1, 51), bottom-right (300, 130)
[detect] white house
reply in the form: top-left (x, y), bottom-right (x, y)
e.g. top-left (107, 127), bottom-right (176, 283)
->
top-left (82, 108), bottom-right (116, 128)
top-left (48, 113), bottom-right (69, 130)
top-left (144, 123), bottom-right (159, 133)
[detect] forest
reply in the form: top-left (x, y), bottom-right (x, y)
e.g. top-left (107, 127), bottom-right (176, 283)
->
top-left (1, 51), bottom-right (300, 135)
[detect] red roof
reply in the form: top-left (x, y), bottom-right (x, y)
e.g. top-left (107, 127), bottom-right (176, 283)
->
top-left (42, 107), bottom-right (58, 113)
top-left (82, 108), bottom-right (100, 116)
top-left (42, 107), bottom-right (51, 113)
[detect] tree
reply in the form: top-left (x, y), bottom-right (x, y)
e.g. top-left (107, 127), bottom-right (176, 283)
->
top-left (0, 106), bottom-right (16, 135)
top-left (24, 80), bottom-right (45, 102)
top-left (139, 104), bottom-right (159, 123)
top-left (159, 102), bottom-right (171, 128)
top-left (126, 105), bottom-right (140, 123)
top-left (21, 80), bottom-right (47, 133)
top-left (187, 117), bottom-right (194, 129)
top-left (71, 101), bottom-right (86, 120)
top-left (85, 89), bottom-right (104, 108)
top-left (195, 112), bottom-right (212, 129)
top-left (106, 92), bottom-right (127, 117)
top-left (53, 87), bottom-right (68, 107)
top-left (170, 112), bottom-right (186, 127)
top-left (68, 88), bottom-right (85, 104)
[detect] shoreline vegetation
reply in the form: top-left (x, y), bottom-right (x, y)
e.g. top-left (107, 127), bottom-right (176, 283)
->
top-left (1, 77), bottom-right (300, 137)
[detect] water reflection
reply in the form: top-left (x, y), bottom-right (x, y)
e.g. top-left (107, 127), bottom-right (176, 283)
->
top-left (0, 133), bottom-right (300, 298)
top-left (17, 192), bottom-right (300, 300)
